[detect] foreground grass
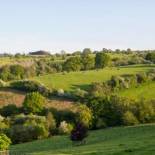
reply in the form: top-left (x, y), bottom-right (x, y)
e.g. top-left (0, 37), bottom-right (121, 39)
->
top-left (10, 124), bottom-right (155, 155)
top-left (32, 65), bottom-right (154, 91)
top-left (118, 81), bottom-right (155, 100)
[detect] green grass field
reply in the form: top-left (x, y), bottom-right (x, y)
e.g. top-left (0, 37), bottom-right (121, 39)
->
top-left (117, 81), bottom-right (155, 100)
top-left (32, 65), bottom-right (155, 91)
top-left (10, 124), bottom-right (155, 155)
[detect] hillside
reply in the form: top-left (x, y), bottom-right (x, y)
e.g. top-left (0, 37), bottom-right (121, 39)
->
top-left (10, 124), bottom-right (155, 155)
top-left (118, 81), bottom-right (155, 100)
top-left (32, 65), bottom-right (155, 91)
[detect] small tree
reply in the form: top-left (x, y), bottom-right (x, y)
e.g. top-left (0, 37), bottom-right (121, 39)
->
top-left (23, 92), bottom-right (45, 114)
top-left (0, 134), bottom-right (11, 151)
top-left (70, 123), bottom-right (88, 145)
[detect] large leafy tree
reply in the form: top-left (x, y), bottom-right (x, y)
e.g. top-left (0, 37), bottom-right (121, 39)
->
top-left (81, 52), bottom-right (95, 70)
top-left (95, 52), bottom-right (110, 68)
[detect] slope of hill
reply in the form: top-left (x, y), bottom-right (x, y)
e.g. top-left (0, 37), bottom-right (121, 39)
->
top-left (32, 65), bottom-right (155, 91)
top-left (118, 81), bottom-right (155, 100)
top-left (10, 124), bottom-right (155, 155)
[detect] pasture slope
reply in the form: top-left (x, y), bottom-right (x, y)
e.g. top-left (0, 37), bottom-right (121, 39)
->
top-left (32, 65), bottom-right (155, 91)
top-left (10, 124), bottom-right (155, 155)
top-left (118, 81), bottom-right (155, 100)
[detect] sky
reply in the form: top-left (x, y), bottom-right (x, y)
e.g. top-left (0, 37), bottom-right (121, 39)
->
top-left (0, 0), bottom-right (155, 54)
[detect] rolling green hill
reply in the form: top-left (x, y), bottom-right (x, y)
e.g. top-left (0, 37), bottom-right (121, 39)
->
top-left (32, 65), bottom-right (154, 91)
top-left (10, 124), bottom-right (155, 155)
top-left (118, 81), bottom-right (155, 100)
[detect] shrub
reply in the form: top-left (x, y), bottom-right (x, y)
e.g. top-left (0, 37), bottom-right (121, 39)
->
top-left (58, 121), bottom-right (73, 135)
top-left (50, 108), bottom-right (76, 125)
top-left (0, 104), bottom-right (20, 117)
top-left (64, 56), bottom-right (82, 72)
top-left (70, 123), bottom-right (88, 143)
top-left (76, 104), bottom-right (92, 128)
top-left (135, 100), bottom-right (155, 123)
top-left (146, 52), bottom-right (155, 63)
top-left (136, 73), bottom-right (147, 84)
top-left (23, 92), bottom-right (45, 114)
top-left (10, 80), bottom-right (52, 97)
top-left (0, 65), bottom-right (25, 81)
top-left (0, 134), bottom-right (11, 151)
top-left (122, 111), bottom-right (139, 126)
top-left (0, 79), bottom-right (6, 87)
top-left (9, 124), bottom-right (48, 144)
top-left (46, 112), bottom-right (56, 135)
top-left (9, 114), bottom-right (49, 144)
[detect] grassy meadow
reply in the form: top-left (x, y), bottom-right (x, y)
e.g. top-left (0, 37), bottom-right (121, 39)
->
top-left (32, 65), bottom-right (155, 91)
top-left (10, 124), bottom-right (155, 155)
top-left (118, 81), bottom-right (155, 100)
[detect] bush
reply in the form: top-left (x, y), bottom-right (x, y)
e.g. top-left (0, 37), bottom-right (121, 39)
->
top-left (0, 104), bottom-right (20, 117)
top-left (58, 121), bottom-right (73, 135)
top-left (136, 73), bottom-right (147, 84)
top-left (135, 100), bottom-right (155, 123)
top-left (10, 80), bottom-right (52, 97)
top-left (76, 104), bottom-right (92, 128)
top-left (23, 92), bottom-right (45, 114)
top-left (46, 112), bottom-right (56, 135)
top-left (0, 134), bottom-right (11, 151)
top-left (70, 123), bottom-right (88, 143)
top-left (0, 65), bottom-right (25, 81)
top-left (0, 79), bottom-right (6, 87)
top-left (9, 114), bottom-right (49, 144)
top-left (122, 111), bottom-right (139, 126)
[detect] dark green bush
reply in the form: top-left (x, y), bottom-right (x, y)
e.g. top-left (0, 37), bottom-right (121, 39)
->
top-left (10, 80), bottom-right (52, 97)
top-left (0, 104), bottom-right (20, 117)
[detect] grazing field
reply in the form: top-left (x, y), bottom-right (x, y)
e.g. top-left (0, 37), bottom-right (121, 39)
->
top-left (10, 124), bottom-right (155, 155)
top-left (32, 65), bottom-right (155, 91)
top-left (118, 81), bottom-right (155, 100)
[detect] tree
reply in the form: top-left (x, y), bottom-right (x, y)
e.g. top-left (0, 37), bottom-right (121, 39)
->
top-left (81, 52), bottom-right (95, 70)
top-left (64, 56), bottom-right (82, 72)
top-left (82, 48), bottom-right (92, 55)
top-left (23, 92), bottom-right (45, 114)
top-left (0, 134), bottom-right (11, 151)
top-left (146, 52), bottom-right (155, 63)
top-left (95, 52), bottom-right (110, 68)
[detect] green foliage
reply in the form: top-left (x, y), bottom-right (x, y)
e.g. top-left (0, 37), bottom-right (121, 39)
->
top-left (0, 65), bottom-right (25, 81)
top-left (10, 80), bottom-right (52, 97)
top-left (146, 52), bottom-right (155, 63)
top-left (64, 56), bottom-right (82, 72)
top-left (135, 100), bottom-right (155, 123)
top-left (46, 112), bottom-right (56, 135)
top-left (9, 114), bottom-right (49, 144)
top-left (23, 92), bottom-right (45, 114)
top-left (122, 111), bottom-right (139, 125)
top-left (0, 104), bottom-right (20, 117)
top-left (0, 134), bottom-right (11, 151)
top-left (76, 104), bottom-right (92, 128)
top-left (58, 121), bottom-right (73, 135)
top-left (81, 52), bottom-right (94, 70)
top-left (95, 52), bottom-right (110, 68)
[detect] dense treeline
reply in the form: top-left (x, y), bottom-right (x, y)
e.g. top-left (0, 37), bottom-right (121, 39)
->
top-left (0, 49), bottom-right (154, 81)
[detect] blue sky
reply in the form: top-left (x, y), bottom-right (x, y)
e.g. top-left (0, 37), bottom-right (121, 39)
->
top-left (0, 0), bottom-right (155, 53)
